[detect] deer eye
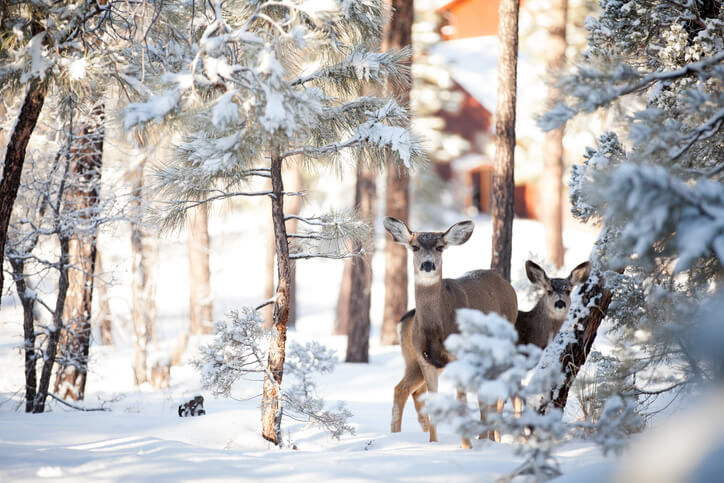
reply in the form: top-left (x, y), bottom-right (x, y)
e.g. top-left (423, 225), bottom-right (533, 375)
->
top-left (436, 246), bottom-right (444, 252)
top-left (566, 290), bottom-right (571, 295)
top-left (422, 351), bottom-right (430, 360)
top-left (411, 245), bottom-right (420, 252)
top-left (547, 290), bottom-right (553, 295)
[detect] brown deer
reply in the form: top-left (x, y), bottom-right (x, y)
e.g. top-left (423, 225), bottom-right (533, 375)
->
top-left (515, 260), bottom-right (591, 348)
top-left (384, 217), bottom-right (518, 447)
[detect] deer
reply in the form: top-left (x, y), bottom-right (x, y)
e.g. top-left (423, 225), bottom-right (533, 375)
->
top-left (384, 216), bottom-right (518, 448)
top-left (511, 260), bottom-right (591, 418)
top-left (515, 260), bottom-right (591, 349)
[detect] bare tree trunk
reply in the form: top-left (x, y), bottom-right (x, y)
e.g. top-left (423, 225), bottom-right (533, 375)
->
top-left (284, 164), bottom-right (301, 328)
top-left (9, 257), bottom-right (38, 412)
top-left (54, 105), bottom-right (105, 401)
top-left (129, 139), bottom-right (157, 386)
top-left (334, 261), bottom-right (352, 335)
top-left (345, 164), bottom-right (377, 362)
top-left (381, 0), bottom-right (413, 346)
top-left (539, 275), bottom-right (613, 413)
top-left (94, 249), bottom-right (113, 345)
top-left (490, 0), bottom-right (520, 282)
top-left (542, 0), bottom-right (567, 269)
top-left (264, 210), bottom-right (276, 328)
top-left (261, 150), bottom-right (291, 446)
top-left (188, 207), bottom-right (213, 334)
top-left (34, 235), bottom-right (70, 413)
top-left (0, 77), bottom-right (46, 307)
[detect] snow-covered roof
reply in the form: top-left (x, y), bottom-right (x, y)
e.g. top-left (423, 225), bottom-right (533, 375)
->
top-left (429, 36), bottom-right (539, 115)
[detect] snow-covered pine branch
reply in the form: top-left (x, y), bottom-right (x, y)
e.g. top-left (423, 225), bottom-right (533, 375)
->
top-left (195, 310), bottom-right (353, 439)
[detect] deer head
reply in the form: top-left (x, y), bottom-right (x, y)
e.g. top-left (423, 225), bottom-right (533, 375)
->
top-left (525, 260), bottom-right (591, 321)
top-left (383, 217), bottom-right (474, 286)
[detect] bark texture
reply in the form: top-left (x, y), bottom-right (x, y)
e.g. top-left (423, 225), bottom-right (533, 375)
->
top-left (345, 164), bottom-right (376, 363)
top-left (54, 105), bottom-right (105, 401)
top-left (261, 151), bottom-right (291, 445)
top-left (490, 0), bottom-right (520, 282)
top-left (380, 0), bottom-right (413, 345)
top-left (542, 0), bottom-right (567, 269)
top-left (0, 78), bottom-right (46, 308)
top-left (34, 236), bottom-right (70, 413)
top-left (188, 206), bottom-right (213, 334)
top-left (540, 276), bottom-right (614, 413)
top-left (9, 257), bottom-right (38, 412)
top-left (94, 250), bottom-right (113, 345)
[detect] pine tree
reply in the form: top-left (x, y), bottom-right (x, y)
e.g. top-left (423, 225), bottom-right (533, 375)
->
top-left (541, 0), bottom-right (724, 410)
top-left (124, 0), bottom-right (422, 445)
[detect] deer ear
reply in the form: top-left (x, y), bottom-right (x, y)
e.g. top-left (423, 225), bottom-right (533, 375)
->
top-left (443, 220), bottom-right (474, 246)
top-left (525, 260), bottom-right (548, 286)
top-left (383, 216), bottom-right (412, 244)
top-left (568, 261), bottom-right (591, 286)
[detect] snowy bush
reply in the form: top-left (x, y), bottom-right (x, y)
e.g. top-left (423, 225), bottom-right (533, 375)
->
top-left (196, 309), bottom-right (353, 441)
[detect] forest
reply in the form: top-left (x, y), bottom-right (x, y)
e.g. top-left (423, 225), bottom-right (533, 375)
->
top-left (0, 0), bottom-right (723, 481)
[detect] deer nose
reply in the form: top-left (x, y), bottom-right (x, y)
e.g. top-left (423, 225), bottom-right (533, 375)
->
top-left (554, 300), bottom-right (566, 309)
top-left (420, 261), bottom-right (435, 272)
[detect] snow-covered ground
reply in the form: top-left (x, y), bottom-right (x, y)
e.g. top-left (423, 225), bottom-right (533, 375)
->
top-left (0, 209), bottom-right (614, 482)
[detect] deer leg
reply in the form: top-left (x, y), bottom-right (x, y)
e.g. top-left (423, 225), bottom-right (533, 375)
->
top-left (479, 399), bottom-right (504, 442)
top-left (457, 390), bottom-right (472, 449)
top-left (392, 362), bottom-right (425, 433)
top-left (419, 362), bottom-right (439, 443)
top-left (411, 383), bottom-right (429, 432)
top-left (513, 396), bottom-right (524, 418)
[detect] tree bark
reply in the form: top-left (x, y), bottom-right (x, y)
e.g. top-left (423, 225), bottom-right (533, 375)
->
top-left (9, 257), bottom-right (38, 412)
top-left (188, 206), bottom-right (213, 334)
top-left (264, 165), bottom-right (301, 329)
top-left (261, 150), bottom-right (292, 445)
top-left (54, 105), bottom-right (105, 401)
top-left (490, 0), bottom-right (520, 282)
top-left (94, 249), bottom-right (113, 345)
top-left (381, 0), bottom-right (413, 346)
top-left (33, 235), bottom-right (70, 413)
top-left (540, 275), bottom-right (614, 413)
top-left (542, 0), bottom-right (567, 269)
top-left (334, 261), bottom-right (352, 335)
top-left (345, 164), bottom-right (377, 362)
top-left (129, 139), bottom-right (157, 386)
top-left (0, 77), bottom-right (46, 308)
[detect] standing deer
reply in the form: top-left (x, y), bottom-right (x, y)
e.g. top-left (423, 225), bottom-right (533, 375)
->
top-left (385, 217), bottom-right (518, 447)
top-left (515, 260), bottom-right (591, 348)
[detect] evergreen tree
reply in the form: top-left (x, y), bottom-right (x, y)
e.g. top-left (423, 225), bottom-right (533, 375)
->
top-left (541, 0), bottom-right (724, 410)
top-left (124, 0), bottom-right (423, 445)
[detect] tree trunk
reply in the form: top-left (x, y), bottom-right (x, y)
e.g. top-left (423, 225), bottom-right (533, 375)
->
top-left (9, 257), bottom-right (38, 412)
top-left (129, 139), bottom-right (157, 386)
top-left (261, 150), bottom-right (292, 446)
top-left (54, 105), bottom-right (105, 401)
top-left (0, 77), bottom-right (46, 308)
top-left (345, 164), bottom-right (377, 362)
top-left (490, 0), bottom-right (520, 282)
top-left (94, 249), bottom-right (113, 345)
top-left (542, 0), bottom-right (567, 269)
top-left (381, 0), bottom-right (413, 346)
top-left (33, 235), bottom-right (70, 413)
top-left (334, 261), bottom-right (352, 335)
top-left (188, 206), bottom-right (213, 334)
top-left (284, 164), bottom-right (302, 328)
top-left (539, 275), bottom-right (614, 413)
top-left (264, 211), bottom-right (276, 328)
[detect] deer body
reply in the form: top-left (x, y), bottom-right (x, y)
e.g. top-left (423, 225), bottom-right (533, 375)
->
top-left (385, 217), bottom-right (518, 447)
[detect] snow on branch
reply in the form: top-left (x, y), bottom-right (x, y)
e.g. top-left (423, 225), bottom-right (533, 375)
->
top-left (539, 50), bottom-right (724, 131)
top-left (195, 309), bottom-right (353, 439)
top-left (602, 163), bottom-right (724, 272)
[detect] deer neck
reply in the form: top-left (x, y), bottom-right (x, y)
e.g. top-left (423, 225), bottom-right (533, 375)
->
top-left (414, 278), bottom-right (448, 326)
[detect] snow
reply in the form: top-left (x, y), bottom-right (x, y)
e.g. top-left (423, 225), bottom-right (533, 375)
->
top-left (0, 211), bottom-right (614, 481)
